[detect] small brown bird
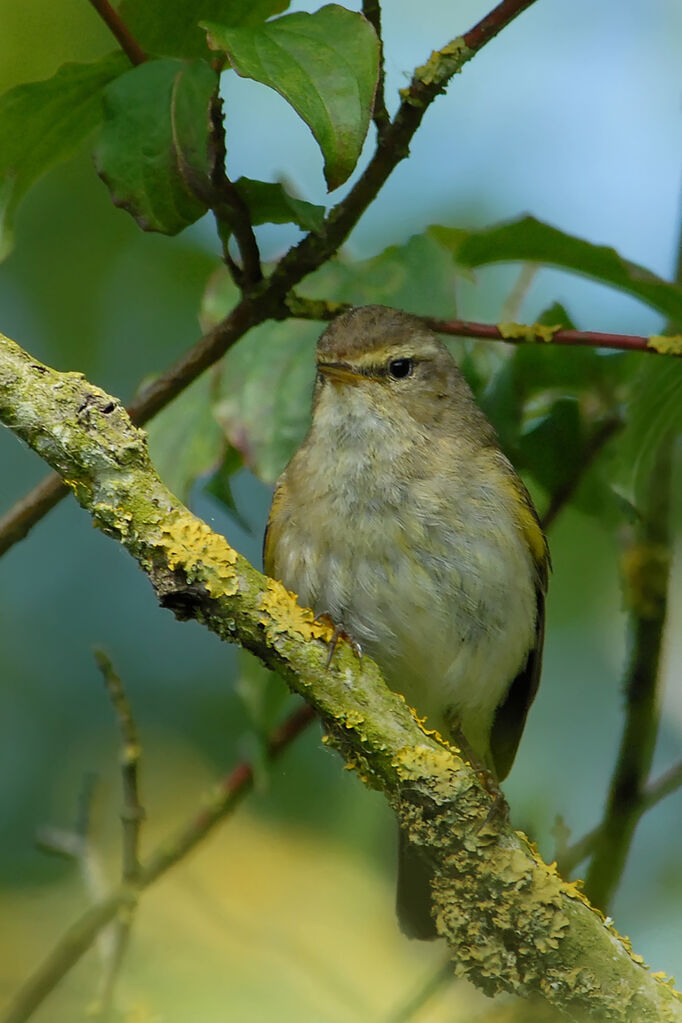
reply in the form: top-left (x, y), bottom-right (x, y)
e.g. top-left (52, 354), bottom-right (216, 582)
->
top-left (264, 305), bottom-right (549, 939)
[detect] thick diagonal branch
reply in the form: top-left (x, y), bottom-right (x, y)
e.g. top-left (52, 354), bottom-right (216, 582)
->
top-left (1, 332), bottom-right (680, 1022)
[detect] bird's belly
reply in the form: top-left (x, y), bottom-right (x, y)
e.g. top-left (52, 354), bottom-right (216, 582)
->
top-left (275, 493), bottom-right (537, 761)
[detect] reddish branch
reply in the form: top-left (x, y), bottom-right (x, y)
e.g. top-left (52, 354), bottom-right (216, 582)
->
top-left (86, 0), bottom-right (147, 65)
top-left (425, 318), bottom-right (676, 355)
top-left (463, 0), bottom-right (538, 50)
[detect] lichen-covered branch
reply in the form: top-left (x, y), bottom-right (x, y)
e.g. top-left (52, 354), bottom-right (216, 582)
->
top-left (1, 334), bottom-right (681, 1022)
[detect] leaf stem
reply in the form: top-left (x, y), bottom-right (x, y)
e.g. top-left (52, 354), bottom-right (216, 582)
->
top-left (86, 0), bottom-right (147, 66)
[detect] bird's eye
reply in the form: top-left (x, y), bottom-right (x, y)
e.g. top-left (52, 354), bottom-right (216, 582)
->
top-left (388, 358), bottom-right (414, 379)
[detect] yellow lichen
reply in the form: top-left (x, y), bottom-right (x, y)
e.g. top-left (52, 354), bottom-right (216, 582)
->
top-left (258, 578), bottom-right (334, 643)
top-left (647, 334), bottom-right (682, 356)
top-left (498, 321), bottom-right (563, 344)
top-left (160, 514), bottom-right (238, 597)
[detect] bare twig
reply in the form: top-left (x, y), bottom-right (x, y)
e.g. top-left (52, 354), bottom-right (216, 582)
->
top-left (559, 758), bottom-right (682, 876)
top-left (385, 958), bottom-right (452, 1023)
top-left (362, 0), bottom-right (390, 139)
top-left (89, 651), bottom-right (144, 1019)
top-left (1, 703), bottom-right (315, 1023)
top-left (583, 436), bottom-right (673, 910)
top-left (95, 650), bottom-right (144, 883)
top-left (86, 0), bottom-right (147, 66)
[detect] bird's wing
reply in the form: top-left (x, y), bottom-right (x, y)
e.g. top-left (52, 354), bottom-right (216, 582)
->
top-left (490, 465), bottom-right (550, 782)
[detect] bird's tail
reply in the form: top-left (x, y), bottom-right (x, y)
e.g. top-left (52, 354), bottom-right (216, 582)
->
top-left (395, 827), bottom-right (438, 940)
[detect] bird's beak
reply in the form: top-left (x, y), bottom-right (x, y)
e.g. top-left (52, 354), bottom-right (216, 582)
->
top-left (317, 361), bottom-right (364, 385)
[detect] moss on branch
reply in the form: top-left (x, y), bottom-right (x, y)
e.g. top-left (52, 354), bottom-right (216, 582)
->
top-left (0, 331), bottom-right (680, 1022)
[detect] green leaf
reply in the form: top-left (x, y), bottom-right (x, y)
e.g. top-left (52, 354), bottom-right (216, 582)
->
top-left (431, 216), bottom-right (682, 324)
top-left (617, 357), bottom-right (682, 506)
top-left (304, 232), bottom-right (459, 317)
top-left (213, 314), bottom-right (320, 483)
top-left (146, 372), bottom-right (226, 502)
top-left (519, 397), bottom-right (584, 494)
top-left (234, 177), bottom-right (324, 233)
top-left (94, 58), bottom-right (217, 235)
top-left (203, 5), bottom-right (379, 190)
top-left (0, 53), bottom-right (128, 261)
top-left (536, 301), bottom-right (576, 331)
top-left (118, 0), bottom-right (290, 60)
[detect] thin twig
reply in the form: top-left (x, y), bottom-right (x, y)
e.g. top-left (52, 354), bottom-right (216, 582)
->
top-left (86, 0), bottom-right (147, 66)
top-left (424, 318), bottom-right (681, 355)
top-left (0, 703), bottom-right (315, 1023)
top-left (583, 436), bottom-right (673, 910)
top-left (95, 650), bottom-right (144, 884)
top-left (540, 415), bottom-right (623, 531)
top-left (89, 651), bottom-right (144, 1020)
top-left (286, 299), bottom-right (682, 356)
top-left (0, 0), bottom-right (543, 559)
top-left (559, 758), bottom-right (682, 876)
top-left (362, 0), bottom-right (390, 139)
top-left (207, 92), bottom-right (263, 287)
top-left (385, 958), bottom-right (452, 1023)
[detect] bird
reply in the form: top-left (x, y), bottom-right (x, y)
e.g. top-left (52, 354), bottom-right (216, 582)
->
top-left (264, 304), bottom-right (549, 939)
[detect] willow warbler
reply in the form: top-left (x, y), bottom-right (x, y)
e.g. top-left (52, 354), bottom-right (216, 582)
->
top-left (264, 305), bottom-right (549, 939)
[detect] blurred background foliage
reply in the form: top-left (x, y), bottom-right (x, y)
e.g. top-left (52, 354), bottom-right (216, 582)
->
top-left (0, 0), bottom-right (681, 1020)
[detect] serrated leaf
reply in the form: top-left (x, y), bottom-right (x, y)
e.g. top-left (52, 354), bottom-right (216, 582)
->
top-left (118, 0), bottom-right (290, 60)
top-left (203, 5), bottom-right (379, 190)
top-left (0, 53), bottom-right (128, 261)
top-left (146, 372), bottom-right (225, 502)
top-left (235, 177), bottom-right (324, 232)
top-left (431, 217), bottom-right (682, 324)
top-left (95, 58), bottom-right (217, 235)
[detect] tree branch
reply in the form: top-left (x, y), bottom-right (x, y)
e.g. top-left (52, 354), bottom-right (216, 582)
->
top-left (362, 0), bottom-right (390, 140)
top-left (423, 318), bottom-right (682, 356)
top-left (88, 652), bottom-right (144, 1019)
top-left (1, 698), bottom-right (315, 1023)
top-left (207, 91), bottom-right (263, 288)
top-left (86, 0), bottom-right (147, 66)
top-left (584, 436), bottom-right (673, 910)
top-left (559, 758), bottom-right (682, 877)
top-left (285, 298), bottom-right (682, 356)
top-left (1, 331), bottom-right (680, 1022)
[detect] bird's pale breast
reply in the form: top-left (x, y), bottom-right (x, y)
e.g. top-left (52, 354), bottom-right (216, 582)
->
top-left (267, 391), bottom-right (538, 767)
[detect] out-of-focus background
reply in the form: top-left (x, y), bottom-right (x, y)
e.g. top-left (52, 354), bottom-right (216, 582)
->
top-left (0, 0), bottom-right (681, 1019)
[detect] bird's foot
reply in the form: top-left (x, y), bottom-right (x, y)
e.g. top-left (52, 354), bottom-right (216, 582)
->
top-left (313, 613), bottom-right (363, 667)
